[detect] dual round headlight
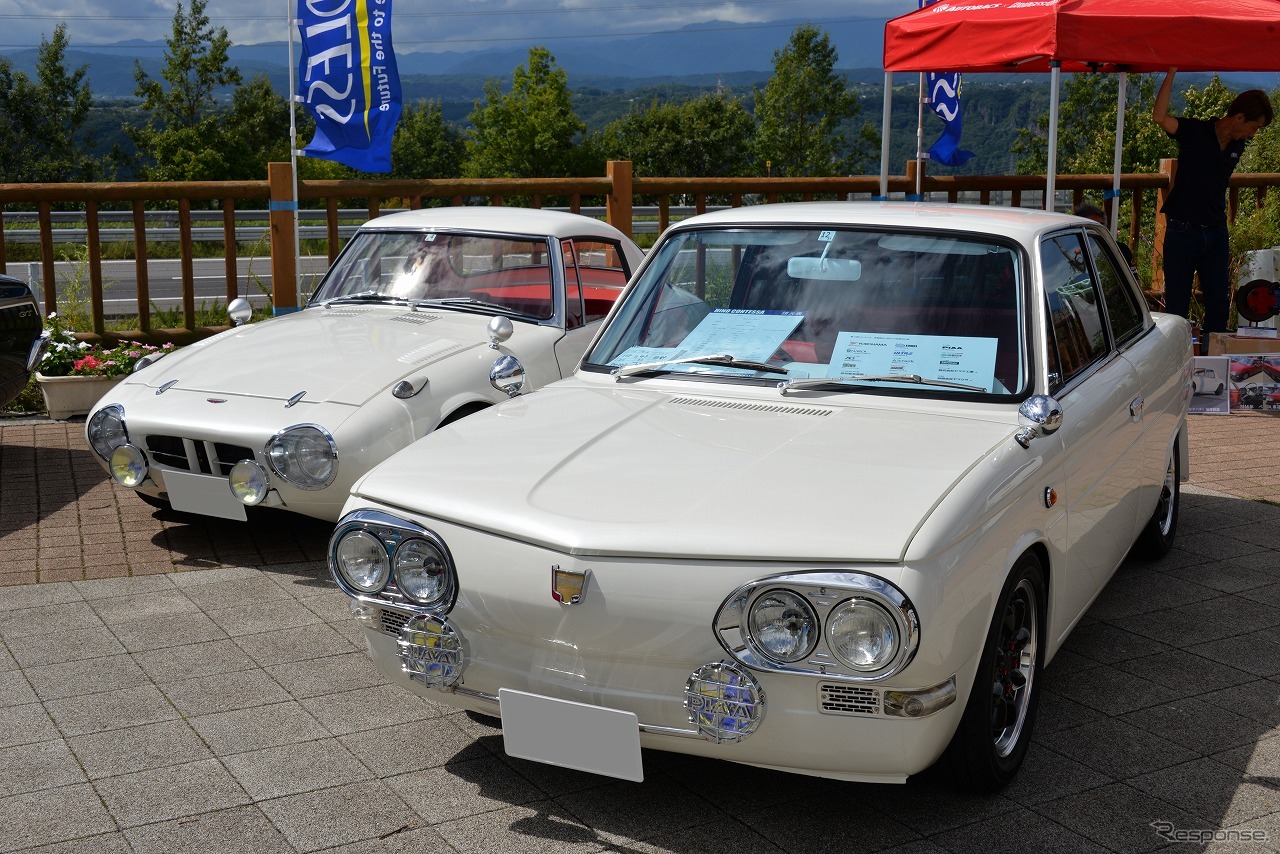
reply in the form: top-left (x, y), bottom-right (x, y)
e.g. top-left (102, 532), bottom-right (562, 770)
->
top-left (723, 573), bottom-right (918, 680)
top-left (266, 425), bottom-right (337, 489)
top-left (331, 519), bottom-right (456, 610)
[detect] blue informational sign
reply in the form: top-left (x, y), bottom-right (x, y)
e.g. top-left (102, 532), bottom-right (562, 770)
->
top-left (296, 0), bottom-right (402, 173)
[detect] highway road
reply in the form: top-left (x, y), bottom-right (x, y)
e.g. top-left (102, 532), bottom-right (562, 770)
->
top-left (16, 255), bottom-right (336, 318)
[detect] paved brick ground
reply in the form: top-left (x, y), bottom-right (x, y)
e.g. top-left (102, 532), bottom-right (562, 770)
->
top-left (1, 411), bottom-right (1279, 852)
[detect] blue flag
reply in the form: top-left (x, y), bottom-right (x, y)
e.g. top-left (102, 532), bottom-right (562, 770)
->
top-left (926, 72), bottom-right (976, 168)
top-left (296, 0), bottom-right (402, 173)
top-left (919, 0), bottom-right (975, 169)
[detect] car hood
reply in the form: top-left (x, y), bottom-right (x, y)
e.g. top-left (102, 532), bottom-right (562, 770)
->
top-left (351, 382), bottom-right (1018, 562)
top-left (130, 305), bottom-right (501, 406)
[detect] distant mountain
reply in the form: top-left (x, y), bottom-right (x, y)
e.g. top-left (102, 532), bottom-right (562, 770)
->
top-left (2, 18), bottom-right (1274, 101)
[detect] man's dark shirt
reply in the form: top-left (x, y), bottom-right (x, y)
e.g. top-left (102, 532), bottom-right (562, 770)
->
top-left (1160, 117), bottom-right (1246, 227)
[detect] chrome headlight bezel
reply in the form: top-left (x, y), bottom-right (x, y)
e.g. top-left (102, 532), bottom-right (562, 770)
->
top-left (328, 509), bottom-right (459, 614)
top-left (87, 404), bottom-right (129, 461)
top-left (264, 423), bottom-right (337, 490)
top-left (714, 571), bottom-right (919, 683)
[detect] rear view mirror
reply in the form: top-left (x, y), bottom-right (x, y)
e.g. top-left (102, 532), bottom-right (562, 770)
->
top-left (787, 256), bottom-right (861, 281)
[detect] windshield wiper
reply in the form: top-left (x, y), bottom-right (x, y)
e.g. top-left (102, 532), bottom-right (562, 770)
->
top-left (421, 297), bottom-right (539, 318)
top-left (612, 353), bottom-right (789, 379)
top-left (778, 373), bottom-right (987, 394)
top-left (327, 290), bottom-right (403, 305)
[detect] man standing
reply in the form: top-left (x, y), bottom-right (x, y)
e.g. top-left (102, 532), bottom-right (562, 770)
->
top-left (1152, 69), bottom-right (1273, 333)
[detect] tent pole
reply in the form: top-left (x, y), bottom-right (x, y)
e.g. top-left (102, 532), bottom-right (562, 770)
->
top-left (914, 73), bottom-right (926, 200)
top-left (1045, 62), bottom-right (1060, 211)
top-left (879, 71), bottom-right (893, 200)
top-left (1110, 72), bottom-right (1128, 233)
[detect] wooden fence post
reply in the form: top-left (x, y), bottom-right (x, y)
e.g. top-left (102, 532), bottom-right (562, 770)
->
top-left (1152, 157), bottom-right (1176, 294)
top-left (268, 161), bottom-right (299, 314)
top-left (607, 160), bottom-right (633, 238)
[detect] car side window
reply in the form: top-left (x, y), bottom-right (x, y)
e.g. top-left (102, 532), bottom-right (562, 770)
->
top-left (1086, 233), bottom-right (1144, 346)
top-left (1042, 232), bottom-right (1109, 391)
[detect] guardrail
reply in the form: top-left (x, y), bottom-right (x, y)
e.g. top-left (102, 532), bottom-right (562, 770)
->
top-left (1, 160), bottom-right (1275, 345)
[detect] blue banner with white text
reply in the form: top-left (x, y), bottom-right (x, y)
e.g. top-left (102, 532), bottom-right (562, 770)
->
top-left (296, 0), bottom-right (401, 173)
top-left (920, 0), bottom-right (974, 168)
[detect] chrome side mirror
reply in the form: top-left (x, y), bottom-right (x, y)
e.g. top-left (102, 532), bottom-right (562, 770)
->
top-left (490, 354), bottom-right (526, 398)
top-left (1015, 395), bottom-right (1063, 448)
top-left (228, 297), bottom-right (253, 326)
top-left (487, 315), bottom-right (513, 350)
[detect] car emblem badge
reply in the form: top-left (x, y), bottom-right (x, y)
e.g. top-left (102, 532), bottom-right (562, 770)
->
top-left (206, 398), bottom-right (227, 404)
top-left (552, 565), bottom-right (590, 605)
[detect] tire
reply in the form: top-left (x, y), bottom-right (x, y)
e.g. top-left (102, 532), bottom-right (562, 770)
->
top-left (945, 552), bottom-right (1045, 792)
top-left (1216, 383), bottom-right (1224, 396)
top-left (1133, 438), bottom-right (1180, 560)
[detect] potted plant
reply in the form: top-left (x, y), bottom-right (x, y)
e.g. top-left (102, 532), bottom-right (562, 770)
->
top-left (35, 313), bottom-right (175, 420)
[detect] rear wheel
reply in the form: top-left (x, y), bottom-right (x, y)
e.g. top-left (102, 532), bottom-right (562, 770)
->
top-left (945, 552), bottom-right (1045, 792)
top-left (1133, 438), bottom-right (1180, 560)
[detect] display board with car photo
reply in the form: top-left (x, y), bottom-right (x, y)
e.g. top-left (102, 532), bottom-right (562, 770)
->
top-left (1229, 354), bottom-right (1280, 413)
top-left (1189, 355), bottom-right (1230, 415)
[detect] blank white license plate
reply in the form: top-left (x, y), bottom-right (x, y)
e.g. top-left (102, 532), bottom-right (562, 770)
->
top-left (498, 689), bottom-right (643, 782)
top-left (162, 470), bottom-right (247, 521)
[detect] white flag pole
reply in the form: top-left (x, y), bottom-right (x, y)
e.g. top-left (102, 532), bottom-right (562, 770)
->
top-left (286, 0), bottom-right (302, 304)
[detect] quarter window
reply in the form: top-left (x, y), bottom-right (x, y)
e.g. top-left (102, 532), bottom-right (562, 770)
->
top-left (1086, 233), bottom-right (1144, 346)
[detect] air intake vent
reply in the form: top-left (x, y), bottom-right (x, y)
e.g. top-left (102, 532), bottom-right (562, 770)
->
top-left (391, 313), bottom-right (440, 325)
top-left (819, 682), bottom-right (880, 716)
top-left (670, 396), bottom-right (833, 417)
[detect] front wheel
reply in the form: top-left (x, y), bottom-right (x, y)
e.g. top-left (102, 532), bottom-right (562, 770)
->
top-left (1133, 438), bottom-right (1180, 560)
top-left (944, 552), bottom-right (1045, 792)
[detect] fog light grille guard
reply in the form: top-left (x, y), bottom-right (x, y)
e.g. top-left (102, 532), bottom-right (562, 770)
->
top-left (819, 682), bottom-right (880, 716)
top-left (396, 614), bottom-right (464, 688)
top-left (684, 662), bottom-right (764, 743)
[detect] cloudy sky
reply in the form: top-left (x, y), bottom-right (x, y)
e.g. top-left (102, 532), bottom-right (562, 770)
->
top-left (0, 0), bottom-right (912, 54)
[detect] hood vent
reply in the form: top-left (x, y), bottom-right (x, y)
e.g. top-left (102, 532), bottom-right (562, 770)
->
top-left (670, 396), bottom-right (833, 417)
top-left (391, 313), bottom-right (441, 325)
top-left (398, 339), bottom-right (465, 365)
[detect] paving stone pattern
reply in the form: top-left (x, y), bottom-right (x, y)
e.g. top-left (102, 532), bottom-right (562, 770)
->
top-left (0, 412), bottom-right (1279, 852)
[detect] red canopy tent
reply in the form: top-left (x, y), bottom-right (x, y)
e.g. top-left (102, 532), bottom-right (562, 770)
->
top-left (879, 0), bottom-right (1280, 208)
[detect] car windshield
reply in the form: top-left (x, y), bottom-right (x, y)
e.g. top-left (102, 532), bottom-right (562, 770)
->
top-left (310, 229), bottom-right (557, 320)
top-left (585, 225), bottom-right (1027, 397)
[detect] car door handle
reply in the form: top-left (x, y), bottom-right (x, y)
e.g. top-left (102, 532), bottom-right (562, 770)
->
top-left (1129, 396), bottom-right (1144, 421)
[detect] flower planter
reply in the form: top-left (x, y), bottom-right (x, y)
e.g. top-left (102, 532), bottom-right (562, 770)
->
top-left (35, 373), bottom-right (125, 420)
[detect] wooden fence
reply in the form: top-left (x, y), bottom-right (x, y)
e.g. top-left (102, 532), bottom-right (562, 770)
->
top-left (0, 159), bottom-right (1275, 345)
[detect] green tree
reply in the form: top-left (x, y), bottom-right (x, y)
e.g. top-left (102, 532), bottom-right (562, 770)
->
top-left (464, 46), bottom-right (585, 178)
top-left (595, 92), bottom-right (755, 177)
top-left (753, 25), bottom-right (866, 177)
top-left (126, 0), bottom-right (246, 180)
top-left (392, 99), bottom-right (464, 180)
top-left (0, 23), bottom-right (96, 182)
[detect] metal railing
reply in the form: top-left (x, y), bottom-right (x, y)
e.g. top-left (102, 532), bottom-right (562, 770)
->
top-left (0, 160), bottom-right (1275, 345)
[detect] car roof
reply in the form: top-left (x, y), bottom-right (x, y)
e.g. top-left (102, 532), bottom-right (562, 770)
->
top-left (357, 206), bottom-right (632, 242)
top-left (669, 201), bottom-right (1086, 244)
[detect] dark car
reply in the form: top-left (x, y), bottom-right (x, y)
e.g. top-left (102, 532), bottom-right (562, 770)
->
top-left (0, 274), bottom-right (45, 408)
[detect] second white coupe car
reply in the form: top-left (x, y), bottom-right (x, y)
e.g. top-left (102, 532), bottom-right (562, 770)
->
top-left (84, 207), bottom-right (644, 521)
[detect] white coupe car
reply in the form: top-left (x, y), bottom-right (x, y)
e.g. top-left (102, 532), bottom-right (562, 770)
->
top-left (328, 202), bottom-right (1191, 789)
top-left (84, 207), bottom-right (644, 522)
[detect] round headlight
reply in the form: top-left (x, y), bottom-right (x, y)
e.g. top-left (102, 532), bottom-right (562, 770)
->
top-left (109, 444), bottom-right (148, 488)
top-left (228, 460), bottom-right (269, 505)
top-left (747, 589), bottom-right (818, 663)
top-left (827, 598), bottom-right (899, 672)
top-left (266, 425), bottom-right (337, 489)
top-left (335, 530), bottom-right (390, 593)
top-left (394, 537), bottom-right (454, 607)
top-left (87, 405), bottom-right (128, 460)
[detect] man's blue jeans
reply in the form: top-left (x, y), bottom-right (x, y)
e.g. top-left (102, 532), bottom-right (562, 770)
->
top-left (1162, 219), bottom-right (1231, 333)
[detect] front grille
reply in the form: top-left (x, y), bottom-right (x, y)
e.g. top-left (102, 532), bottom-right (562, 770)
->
top-left (145, 435), bottom-right (256, 476)
top-left (819, 682), bottom-right (880, 716)
top-left (378, 607), bottom-right (411, 636)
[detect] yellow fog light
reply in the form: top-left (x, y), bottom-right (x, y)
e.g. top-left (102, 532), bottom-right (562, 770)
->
top-left (228, 460), bottom-right (270, 505)
top-left (109, 444), bottom-right (148, 488)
